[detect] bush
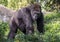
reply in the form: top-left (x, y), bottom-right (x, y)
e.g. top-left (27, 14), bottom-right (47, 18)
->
top-left (0, 21), bottom-right (9, 42)
top-left (43, 12), bottom-right (60, 42)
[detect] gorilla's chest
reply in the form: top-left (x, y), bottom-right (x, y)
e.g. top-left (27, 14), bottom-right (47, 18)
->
top-left (18, 18), bottom-right (25, 26)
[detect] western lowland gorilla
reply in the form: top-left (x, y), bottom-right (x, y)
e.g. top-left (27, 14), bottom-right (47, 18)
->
top-left (8, 3), bottom-right (44, 39)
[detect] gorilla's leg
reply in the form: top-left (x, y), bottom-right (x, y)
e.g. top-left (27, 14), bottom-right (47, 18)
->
top-left (19, 24), bottom-right (34, 35)
top-left (26, 25), bottom-right (34, 35)
top-left (8, 19), bottom-right (18, 39)
top-left (37, 13), bottom-right (44, 33)
top-left (18, 23), bottom-right (26, 34)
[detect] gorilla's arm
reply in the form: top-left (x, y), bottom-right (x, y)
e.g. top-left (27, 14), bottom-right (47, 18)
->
top-left (37, 13), bottom-right (44, 33)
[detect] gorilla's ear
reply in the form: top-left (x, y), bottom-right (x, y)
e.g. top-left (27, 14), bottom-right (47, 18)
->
top-left (26, 8), bottom-right (31, 14)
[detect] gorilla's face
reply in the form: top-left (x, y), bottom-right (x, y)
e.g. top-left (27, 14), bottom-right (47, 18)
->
top-left (30, 3), bottom-right (41, 21)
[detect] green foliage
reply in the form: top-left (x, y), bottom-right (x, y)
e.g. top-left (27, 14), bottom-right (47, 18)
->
top-left (44, 12), bottom-right (60, 23)
top-left (0, 0), bottom-right (59, 11)
top-left (0, 21), bottom-right (9, 42)
top-left (0, 0), bottom-right (8, 6)
top-left (42, 0), bottom-right (60, 12)
top-left (7, 0), bottom-right (33, 10)
top-left (43, 12), bottom-right (60, 42)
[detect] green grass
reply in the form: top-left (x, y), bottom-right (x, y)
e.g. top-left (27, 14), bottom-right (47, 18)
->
top-left (43, 12), bottom-right (60, 42)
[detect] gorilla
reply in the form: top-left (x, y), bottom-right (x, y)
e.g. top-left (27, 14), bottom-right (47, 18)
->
top-left (8, 3), bottom-right (44, 39)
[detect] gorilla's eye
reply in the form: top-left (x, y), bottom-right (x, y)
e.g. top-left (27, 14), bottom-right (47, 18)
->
top-left (34, 6), bottom-right (40, 11)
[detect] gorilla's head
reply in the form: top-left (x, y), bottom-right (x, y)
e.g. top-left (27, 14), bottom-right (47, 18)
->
top-left (27, 3), bottom-right (42, 21)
